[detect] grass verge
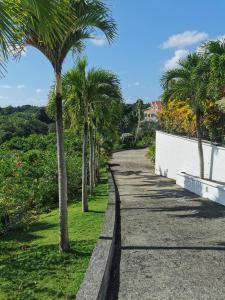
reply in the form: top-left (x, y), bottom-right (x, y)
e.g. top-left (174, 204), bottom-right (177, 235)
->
top-left (0, 172), bottom-right (108, 300)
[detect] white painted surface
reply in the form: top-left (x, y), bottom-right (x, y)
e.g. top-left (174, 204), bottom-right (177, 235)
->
top-left (155, 131), bottom-right (225, 183)
top-left (155, 131), bottom-right (225, 205)
top-left (177, 172), bottom-right (225, 206)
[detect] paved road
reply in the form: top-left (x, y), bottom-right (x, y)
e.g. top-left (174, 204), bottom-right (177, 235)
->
top-left (109, 148), bottom-right (225, 300)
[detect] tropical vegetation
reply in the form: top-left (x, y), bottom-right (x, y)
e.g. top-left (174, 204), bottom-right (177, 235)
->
top-left (160, 43), bottom-right (225, 179)
top-left (0, 0), bottom-right (119, 297)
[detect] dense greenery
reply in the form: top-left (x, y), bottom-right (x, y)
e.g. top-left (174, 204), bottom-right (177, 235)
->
top-left (161, 48), bottom-right (225, 178)
top-left (159, 99), bottom-right (225, 143)
top-left (0, 0), bottom-right (118, 297)
top-left (0, 105), bottom-right (53, 144)
top-left (118, 100), bottom-right (156, 149)
top-left (0, 176), bottom-right (108, 300)
top-left (0, 132), bottom-right (82, 234)
top-left (62, 59), bottom-right (123, 211)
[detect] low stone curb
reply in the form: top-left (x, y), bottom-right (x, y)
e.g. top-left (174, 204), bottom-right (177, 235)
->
top-left (76, 166), bottom-right (118, 300)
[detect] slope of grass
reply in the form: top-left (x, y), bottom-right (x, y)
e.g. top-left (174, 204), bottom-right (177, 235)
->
top-left (0, 174), bottom-right (108, 300)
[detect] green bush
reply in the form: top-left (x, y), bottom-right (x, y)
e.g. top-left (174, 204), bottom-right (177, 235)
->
top-left (0, 133), bottom-right (82, 234)
top-left (120, 133), bottom-right (134, 149)
top-left (147, 143), bottom-right (156, 162)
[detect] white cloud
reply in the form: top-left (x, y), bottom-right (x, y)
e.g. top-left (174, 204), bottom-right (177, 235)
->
top-left (91, 36), bottom-right (107, 46)
top-left (36, 88), bottom-right (43, 94)
top-left (161, 31), bottom-right (208, 49)
top-left (128, 81), bottom-right (140, 88)
top-left (8, 45), bottom-right (27, 57)
top-left (0, 84), bottom-right (11, 89)
top-left (165, 49), bottom-right (189, 70)
top-left (17, 84), bottom-right (26, 89)
top-left (0, 96), bottom-right (9, 99)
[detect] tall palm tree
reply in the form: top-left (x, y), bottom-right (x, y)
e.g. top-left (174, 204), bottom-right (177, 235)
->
top-left (0, 0), bottom-right (68, 76)
top-left (20, 1), bottom-right (116, 252)
top-left (135, 99), bottom-right (144, 142)
top-left (161, 53), bottom-right (210, 179)
top-left (63, 58), bottom-right (122, 211)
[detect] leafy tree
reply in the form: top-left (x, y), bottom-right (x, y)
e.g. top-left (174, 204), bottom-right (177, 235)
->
top-left (161, 53), bottom-right (211, 179)
top-left (63, 58), bottom-right (122, 211)
top-left (19, 1), bottom-right (116, 252)
top-left (159, 100), bottom-right (196, 137)
top-left (0, 106), bottom-right (53, 144)
top-left (202, 39), bottom-right (225, 100)
top-left (0, 132), bottom-right (82, 234)
top-left (0, 0), bottom-right (71, 75)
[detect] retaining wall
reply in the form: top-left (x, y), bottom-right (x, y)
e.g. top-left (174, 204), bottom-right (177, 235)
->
top-left (76, 167), bottom-right (118, 300)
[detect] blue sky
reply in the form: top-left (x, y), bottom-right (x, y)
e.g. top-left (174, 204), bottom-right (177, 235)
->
top-left (1, 0), bottom-right (225, 107)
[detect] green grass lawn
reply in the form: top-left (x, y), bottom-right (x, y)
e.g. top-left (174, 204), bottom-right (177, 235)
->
top-left (0, 174), bottom-right (108, 300)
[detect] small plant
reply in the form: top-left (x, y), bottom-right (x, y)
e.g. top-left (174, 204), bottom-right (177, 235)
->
top-left (147, 143), bottom-right (155, 162)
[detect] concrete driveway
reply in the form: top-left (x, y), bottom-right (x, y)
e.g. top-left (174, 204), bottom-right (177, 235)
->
top-left (109, 148), bottom-right (225, 300)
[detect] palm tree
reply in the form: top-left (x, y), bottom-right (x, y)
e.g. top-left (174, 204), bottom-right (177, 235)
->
top-left (135, 99), bottom-right (144, 142)
top-left (20, 1), bottom-right (116, 252)
top-left (0, 0), bottom-right (68, 76)
top-left (63, 58), bottom-right (122, 211)
top-left (203, 39), bottom-right (225, 100)
top-left (161, 53), bottom-right (210, 179)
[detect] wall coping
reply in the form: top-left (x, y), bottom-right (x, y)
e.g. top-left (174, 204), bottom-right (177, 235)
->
top-left (177, 172), bottom-right (225, 191)
top-left (75, 167), bottom-right (117, 300)
top-left (156, 130), bottom-right (225, 150)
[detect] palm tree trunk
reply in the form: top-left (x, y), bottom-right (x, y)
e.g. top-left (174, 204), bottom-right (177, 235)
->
top-left (196, 109), bottom-right (204, 179)
top-left (89, 125), bottom-right (95, 195)
top-left (135, 105), bottom-right (142, 143)
top-left (82, 117), bottom-right (88, 212)
top-left (93, 131), bottom-right (96, 187)
top-left (135, 113), bottom-right (141, 143)
top-left (55, 72), bottom-right (69, 252)
top-left (96, 143), bottom-right (100, 181)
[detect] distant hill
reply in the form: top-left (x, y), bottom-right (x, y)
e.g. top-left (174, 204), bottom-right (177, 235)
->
top-left (0, 105), bottom-right (54, 144)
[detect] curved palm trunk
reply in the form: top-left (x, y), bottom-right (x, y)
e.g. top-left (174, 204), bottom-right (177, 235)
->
top-left (82, 111), bottom-right (89, 212)
top-left (89, 125), bottom-right (95, 195)
top-left (55, 72), bottom-right (69, 252)
top-left (196, 109), bottom-right (204, 179)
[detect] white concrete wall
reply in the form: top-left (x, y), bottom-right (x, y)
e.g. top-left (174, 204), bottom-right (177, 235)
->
top-left (155, 131), bottom-right (225, 183)
top-left (177, 172), bottom-right (225, 206)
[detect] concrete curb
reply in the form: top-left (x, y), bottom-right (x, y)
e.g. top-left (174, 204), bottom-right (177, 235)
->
top-left (76, 166), bottom-right (118, 300)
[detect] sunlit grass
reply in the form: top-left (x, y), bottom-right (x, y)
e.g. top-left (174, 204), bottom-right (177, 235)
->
top-left (0, 173), bottom-right (108, 300)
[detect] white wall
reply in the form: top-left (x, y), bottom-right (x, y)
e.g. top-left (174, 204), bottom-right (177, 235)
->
top-left (177, 172), bottom-right (225, 206)
top-left (155, 131), bottom-right (225, 183)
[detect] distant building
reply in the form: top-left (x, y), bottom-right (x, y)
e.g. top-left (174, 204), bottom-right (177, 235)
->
top-left (144, 100), bottom-right (161, 122)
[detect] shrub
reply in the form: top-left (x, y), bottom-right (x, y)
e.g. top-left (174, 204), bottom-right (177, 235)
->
top-left (0, 133), bottom-right (82, 234)
top-left (159, 99), bottom-right (225, 143)
top-left (147, 143), bottom-right (155, 162)
top-left (120, 133), bottom-right (134, 148)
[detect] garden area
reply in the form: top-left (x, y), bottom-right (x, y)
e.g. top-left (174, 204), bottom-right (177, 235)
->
top-left (0, 176), bottom-right (108, 300)
top-left (2, 0), bottom-right (225, 299)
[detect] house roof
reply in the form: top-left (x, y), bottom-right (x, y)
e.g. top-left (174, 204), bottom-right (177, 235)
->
top-left (144, 100), bottom-right (161, 113)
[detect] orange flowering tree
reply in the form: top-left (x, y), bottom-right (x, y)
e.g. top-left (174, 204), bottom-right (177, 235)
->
top-left (159, 99), bottom-right (225, 143)
top-left (158, 100), bottom-right (196, 136)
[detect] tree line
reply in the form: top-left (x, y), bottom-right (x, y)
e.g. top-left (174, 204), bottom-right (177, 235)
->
top-left (1, 0), bottom-right (119, 252)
